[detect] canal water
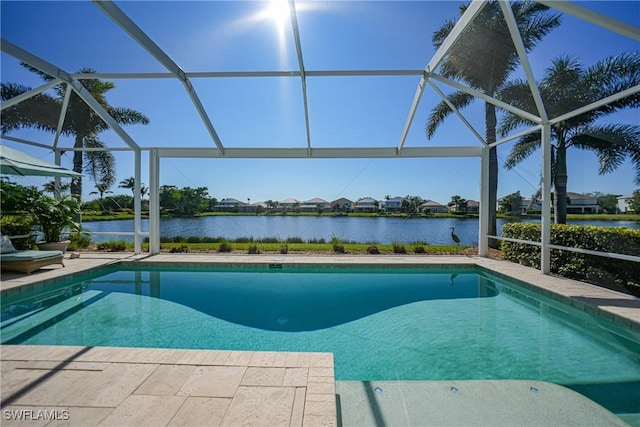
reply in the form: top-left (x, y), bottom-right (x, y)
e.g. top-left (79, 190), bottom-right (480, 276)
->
top-left (82, 216), bottom-right (639, 246)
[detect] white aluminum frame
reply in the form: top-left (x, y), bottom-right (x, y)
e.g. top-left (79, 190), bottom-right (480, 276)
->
top-left (0, 0), bottom-right (637, 269)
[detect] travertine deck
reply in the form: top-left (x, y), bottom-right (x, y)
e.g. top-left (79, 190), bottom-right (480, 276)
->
top-left (1, 345), bottom-right (336, 427)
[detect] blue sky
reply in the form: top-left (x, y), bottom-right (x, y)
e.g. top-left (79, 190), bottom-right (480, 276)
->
top-left (1, 0), bottom-right (639, 205)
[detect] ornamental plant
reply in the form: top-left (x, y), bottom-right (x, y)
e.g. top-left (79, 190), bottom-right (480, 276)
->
top-left (30, 194), bottom-right (81, 242)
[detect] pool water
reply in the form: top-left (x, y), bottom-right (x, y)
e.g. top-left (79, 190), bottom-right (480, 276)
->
top-left (2, 266), bottom-right (639, 416)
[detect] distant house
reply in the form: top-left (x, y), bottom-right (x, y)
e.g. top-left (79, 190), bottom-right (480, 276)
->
top-left (331, 198), bottom-right (353, 212)
top-left (497, 194), bottom-right (533, 214)
top-left (382, 196), bottom-right (404, 213)
top-left (465, 200), bottom-right (480, 214)
top-left (216, 197), bottom-right (245, 212)
top-left (418, 200), bottom-right (448, 214)
top-left (565, 192), bottom-right (599, 214)
top-left (279, 198), bottom-right (301, 212)
top-left (617, 194), bottom-right (635, 213)
top-left (240, 201), bottom-right (267, 213)
top-left (354, 197), bottom-right (378, 213)
top-left (522, 198), bottom-right (542, 213)
top-left (299, 198), bottom-right (331, 212)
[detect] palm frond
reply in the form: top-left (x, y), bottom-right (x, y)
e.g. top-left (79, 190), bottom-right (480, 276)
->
top-left (496, 78), bottom-right (538, 136)
top-left (426, 91), bottom-right (474, 138)
top-left (571, 124), bottom-right (640, 179)
top-left (513, 2), bottom-right (562, 51)
top-left (107, 107), bottom-right (150, 126)
top-left (628, 144), bottom-right (640, 185)
top-left (83, 136), bottom-right (116, 188)
top-left (0, 82), bottom-right (61, 133)
top-left (504, 132), bottom-right (541, 169)
top-left (581, 52), bottom-right (640, 113)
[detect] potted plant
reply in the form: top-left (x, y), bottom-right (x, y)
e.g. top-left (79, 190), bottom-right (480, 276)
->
top-left (30, 194), bottom-right (81, 252)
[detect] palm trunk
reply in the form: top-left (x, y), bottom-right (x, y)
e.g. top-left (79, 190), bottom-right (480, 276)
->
top-left (71, 134), bottom-right (84, 198)
top-left (486, 103), bottom-right (499, 249)
top-left (554, 145), bottom-right (568, 224)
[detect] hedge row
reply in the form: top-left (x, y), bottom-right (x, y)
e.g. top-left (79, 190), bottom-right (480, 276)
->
top-left (501, 223), bottom-right (640, 296)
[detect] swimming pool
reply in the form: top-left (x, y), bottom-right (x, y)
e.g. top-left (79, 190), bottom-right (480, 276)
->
top-left (2, 265), bottom-right (639, 417)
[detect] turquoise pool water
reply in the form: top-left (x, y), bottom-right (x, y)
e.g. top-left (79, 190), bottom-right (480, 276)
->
top-left (2, 266), bottom-right (639, 416)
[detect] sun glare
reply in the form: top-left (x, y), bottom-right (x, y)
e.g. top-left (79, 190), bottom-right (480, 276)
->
top-left (266, 0), bottom-right (291, 31)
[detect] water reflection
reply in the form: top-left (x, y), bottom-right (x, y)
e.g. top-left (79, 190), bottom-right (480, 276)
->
top-left (84, 216), bottom-right (639, 245)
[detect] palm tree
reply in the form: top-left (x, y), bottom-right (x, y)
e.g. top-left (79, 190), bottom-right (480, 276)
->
top-left (90, 181), bottom-right (114, 212)
top-left (43, 180), bottom-right (71, 197)
top-left (426, 1), bottom-right (560, 247)
top-left (1, 65), bottom-right (149, 199)
top-left (501, 53), bottom-right (640, 223)
top-left (118, 176), bottom-right (147, 207)
top-left (119, 177), bottom-right (135, 195)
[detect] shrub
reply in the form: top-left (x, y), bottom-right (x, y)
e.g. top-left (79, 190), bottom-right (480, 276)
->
top-left (170, 245), bottom-right (189, 253)
top-left (248, 245), bottom-right (260, 254)
top-left (286, 236), bottom-right (304, 243)
top-left (280, 244), bottom-right (289, 254)
top-left (234, 237), bottom-right (254, 243)
top-left (502, 223), bottom-right (640, 296)
top-left (367, 245), bottom-right (380, 254)
top-left (68, 232), bottom-right (91, 250)
top-left (333, 244), bottom-right (345, 253)
top-left (414, 245), bottom-right (426, 254)
top-left (393, 243), bottom-right (406, 254)
top-left (96, 240), bottom-right (127, 252)
top-left (0, 215), bottom-right (36, 250)
top-left (260, 236), bottom-right (280, 243)
top-left (186, 236), bottom-right (201, 243)
top-left (308, 238), bottom-right (326, 244)
top-left (218, 242), bottom-right (232, 253)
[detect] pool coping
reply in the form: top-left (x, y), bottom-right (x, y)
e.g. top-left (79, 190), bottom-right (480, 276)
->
top-left (2, 253), bottom-right (639, 331)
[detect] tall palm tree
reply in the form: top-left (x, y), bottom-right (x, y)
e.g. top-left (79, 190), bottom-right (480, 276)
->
top-left (501, 53), bottom-right (640, 224)
top-left (1, 65), bottom-right (149, 199)
top-left (90, 181), bottom-right (114, 212)
top-left (426, 1), bottom-right (560, 247)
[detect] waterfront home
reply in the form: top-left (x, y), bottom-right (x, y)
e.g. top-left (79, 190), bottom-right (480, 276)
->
top-left (354, 197), bottom-right (379, 213)
top-left (216, 197), bottom-right (246, 212)
top-left (331, 198), bottom-right (354, 212)
top-left (240, 201), bottom-right (267, 213)
top-left (565, 192), bottom-right (600, 214)
top-left (300, 198), bottom-right (332, 212)
top-left (382, 196), bottom-right (404, 213)
top-left (465, 200), bottom-right (480, 214)
top-left (522, 197), bottom-right (542, 213)
top-left (279, 198), bottom-right (302, 212)
top-left (418, 200), bottom-right (448, 214)
top-left (617, 194), bottom-right (635, 213)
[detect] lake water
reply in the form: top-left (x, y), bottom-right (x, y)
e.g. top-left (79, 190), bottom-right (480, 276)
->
top-left (82, 216), bottom-right (640, 246)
